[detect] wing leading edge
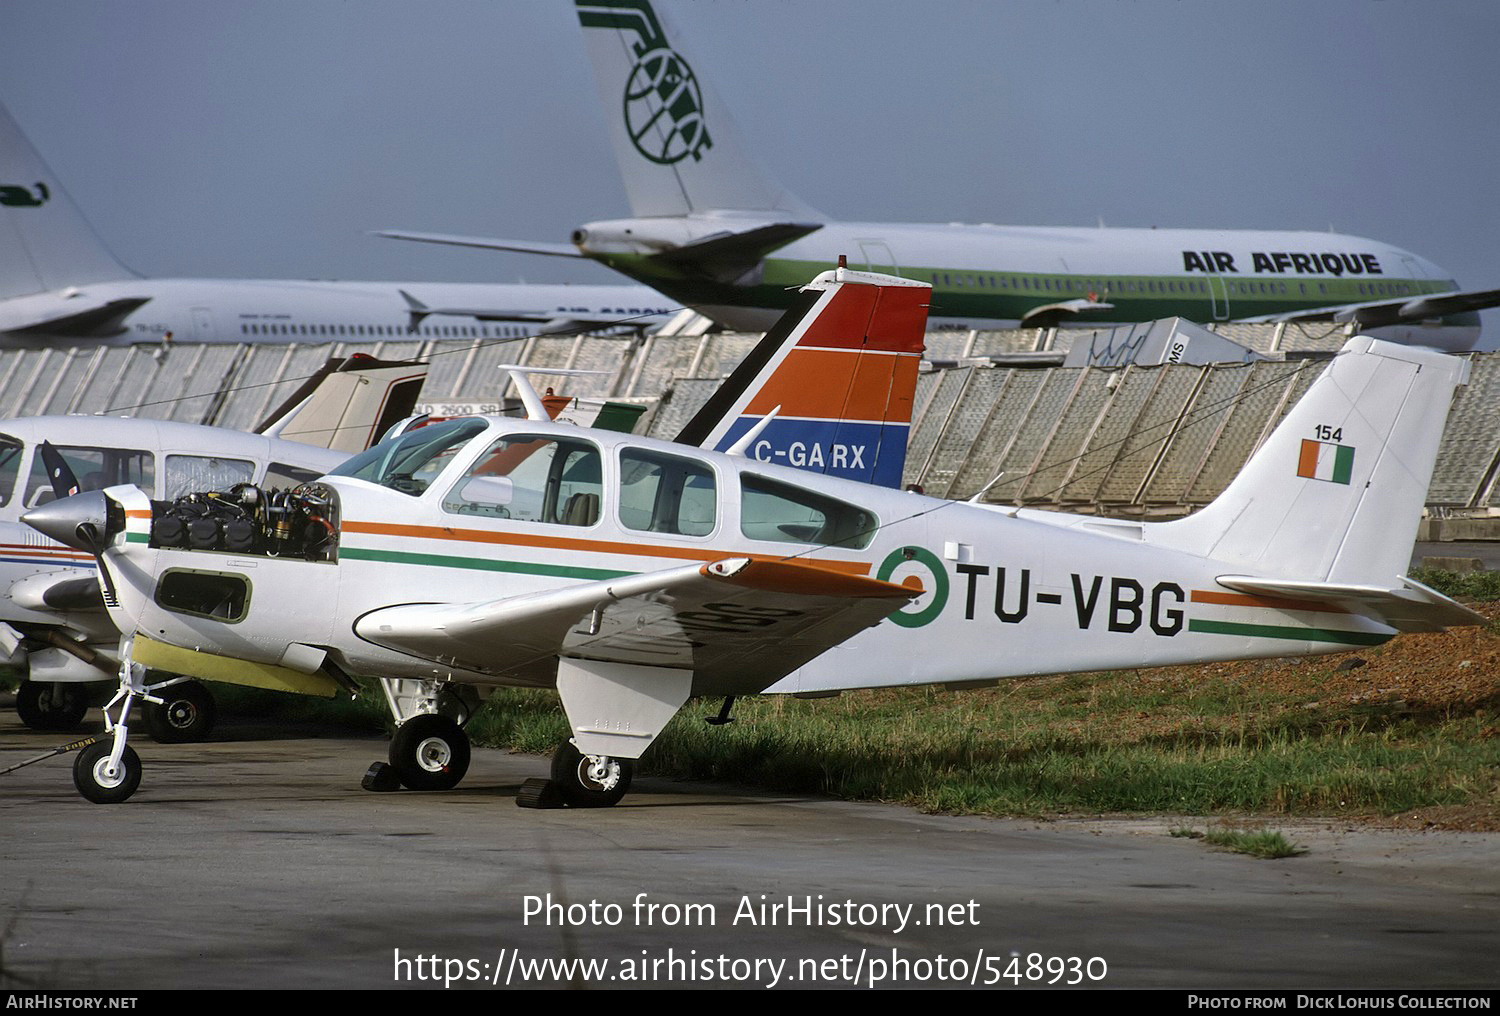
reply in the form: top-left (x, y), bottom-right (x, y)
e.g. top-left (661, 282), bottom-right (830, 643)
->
top-left (353, 556), bottom-right (919, 693)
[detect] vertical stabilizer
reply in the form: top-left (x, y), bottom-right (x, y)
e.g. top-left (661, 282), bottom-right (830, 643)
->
top-left (258, 355), bottom-right (429, 453)
top-left (675, 265), bottom-right (929, 487)
top-left (1156, 337), bottom-right (1468, 587)
top-left (574, 0), bottom-right (821, 219)
top-left (0, 102), bottom-right (135, 299)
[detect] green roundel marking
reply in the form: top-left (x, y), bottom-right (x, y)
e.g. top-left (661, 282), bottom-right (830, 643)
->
top-left (876, 547), bottom-right (949, 628)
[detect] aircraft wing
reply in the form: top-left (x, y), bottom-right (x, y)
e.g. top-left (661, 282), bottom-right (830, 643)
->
top-left (1216, 575), bottom-right (1485, 633)
top-left (353, 556), bottom-right (918, 690)
top-left (0, 295), bottom-right (151, 337)
top-left (1244, 286), bottom-right (1500, 328)
top-left (374, 229), bottom-right (585, 259)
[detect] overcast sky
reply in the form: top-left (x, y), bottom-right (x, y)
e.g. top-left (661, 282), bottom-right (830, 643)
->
top-left (2, 0), bottom-right (1496, 336)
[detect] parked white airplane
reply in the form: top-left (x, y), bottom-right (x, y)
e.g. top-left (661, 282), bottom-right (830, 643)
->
top-left (0, 101), bottom-right (681, 346)
top-left (382, 0), bottom-right (1498, 350)
top-left (26, 268), bottom-right (1481, 806)
top-left (1, 354), bottom-right (424, 739)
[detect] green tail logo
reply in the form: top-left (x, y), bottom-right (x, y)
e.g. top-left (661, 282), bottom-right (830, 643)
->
top-left (0, 181), bottom-right (49, 207)
top-left (577, 0), bottom-right (712, 166)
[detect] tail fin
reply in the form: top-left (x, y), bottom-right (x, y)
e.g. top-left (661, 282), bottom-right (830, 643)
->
top-left (674, 264), bottom-right (929, 487)
top-left (1156, 336), bottom-right (1468, 588)
top-left (574, 0), bottom-right (820, 219)
top-left (0, 101), bottom-right (134, 299)
top-left (257, 355), bottom-right (429, 453)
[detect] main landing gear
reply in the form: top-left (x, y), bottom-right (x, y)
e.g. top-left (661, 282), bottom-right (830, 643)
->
top-left (516, 738), bottom-right (634, 809)
top-left (387, 713), bottom-right (470, 791)
top-left (16, 680), bottom-right (89, 732)
top-left (362, 678), bottom-right (476, 793)
top-left (143, 679), bottom-right (217, 744)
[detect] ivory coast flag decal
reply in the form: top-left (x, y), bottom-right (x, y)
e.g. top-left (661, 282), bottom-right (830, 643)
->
top-left (1297, 439), bottom-right (1354, 484)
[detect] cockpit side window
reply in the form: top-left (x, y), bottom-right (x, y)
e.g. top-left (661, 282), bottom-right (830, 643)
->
top-left (618, 448), bottom-right (716, 537)
top-left (328, 418), bottom-right (486, 497)
top-left (740, 474), bottom-right (876, 549)
top-left (23, 445), bottom-right (155, 509)
top-left (443, 435), bottom-right (602, 527)
top-left (164, 455), bottom-right (255, 500)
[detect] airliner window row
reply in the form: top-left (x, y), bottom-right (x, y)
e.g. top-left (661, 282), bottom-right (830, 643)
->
top-left (928, 272), bottom-right (1426, 300)
top-left (239, 323), bottom-right (531, 338)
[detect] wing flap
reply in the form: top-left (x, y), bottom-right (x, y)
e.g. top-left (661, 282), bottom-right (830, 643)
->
top-left (1216, 575), bottom-right (1485, 633)
top-left (1248, 287), bottom-right (1500, 327)
top-left (354, 557), bottom-right (919, 689)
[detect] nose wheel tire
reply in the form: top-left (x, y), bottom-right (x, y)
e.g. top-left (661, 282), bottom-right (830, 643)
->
top-left (550, 738), bottom-right (633, 808)
top-left (144, 680), bottom-right (217, 743)
top-left (16, 681), bottom-right (89, 732)
top-left (389, 714), bottom-right (470, 791)
top-left (73, 741), bottom-right (142, 804)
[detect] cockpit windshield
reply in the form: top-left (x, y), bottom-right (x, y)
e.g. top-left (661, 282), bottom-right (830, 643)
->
top-left (328, 418), bottom-right (487, 496)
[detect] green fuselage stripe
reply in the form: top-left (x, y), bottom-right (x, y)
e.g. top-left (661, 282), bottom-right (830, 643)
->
top-left (1188, 618), bottom-right (1391, 646)
top-left (596, 251), bottom-right (1468, 325)
top-left (341, 545), bottom-right (630, 581)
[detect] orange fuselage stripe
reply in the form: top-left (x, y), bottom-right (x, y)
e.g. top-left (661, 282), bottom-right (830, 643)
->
top-left (342, 520), bottom-right (873, 575)
top-left (1190, 589), bottom-right (1350, 614)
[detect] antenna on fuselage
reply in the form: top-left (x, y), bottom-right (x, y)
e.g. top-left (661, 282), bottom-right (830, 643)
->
top-left (724, 406), bottom-right (781, 458)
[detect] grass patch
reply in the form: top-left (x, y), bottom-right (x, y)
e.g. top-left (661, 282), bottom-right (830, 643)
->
top-left (1201, 828), bottom-right (1305, 859)
top-left (458, 659), bottom-right (1500, 821)
top-left (1408, 567), bottom-right (1500, 602)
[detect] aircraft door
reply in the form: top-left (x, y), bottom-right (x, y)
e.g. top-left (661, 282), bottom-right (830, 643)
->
top-left (190, 306), bottom-right (216, 342)
top-left (856, 240), bottom-right (900, 277)
top-left (1206, 274), bottom-right (1231, 321)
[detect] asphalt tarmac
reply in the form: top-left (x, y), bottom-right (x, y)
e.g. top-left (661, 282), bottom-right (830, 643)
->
top-left (0, 699), bottom-right (1496, 991)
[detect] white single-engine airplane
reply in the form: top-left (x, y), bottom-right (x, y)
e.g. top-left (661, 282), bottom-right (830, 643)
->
top-left (1, 354), bottom-right (425, 739)
top-left (26, 267), bottom-right (1482, 806)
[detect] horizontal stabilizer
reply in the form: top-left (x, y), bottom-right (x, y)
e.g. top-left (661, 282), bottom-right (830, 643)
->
top-left (374, 229), bottom-right (584, 259)
top-left (1216, 575), bottom-right (1485, 633)
top-left (650, 221), bottom-right (823, 271)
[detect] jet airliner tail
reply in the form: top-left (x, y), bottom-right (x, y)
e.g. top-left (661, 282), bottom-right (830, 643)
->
top-left (0, 101), bottom-right (134, 301)
top-left (574, 0), bottom-right (820, 220)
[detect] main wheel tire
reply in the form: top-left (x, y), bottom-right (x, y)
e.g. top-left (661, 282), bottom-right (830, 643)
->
top-left (388, 714), bottom-right (470, 791)
top-left (73, 741), bottom-right (142, 804)
top-left (16, 680), bottom-right (89, 732)
top-left (145, 680), bottom-right (217, 743)
top-left (550, 738), bottom-right (633, 808)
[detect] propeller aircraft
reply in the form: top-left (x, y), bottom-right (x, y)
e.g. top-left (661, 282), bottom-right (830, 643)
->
top-left (24, 265), bottom-right (1481, 807)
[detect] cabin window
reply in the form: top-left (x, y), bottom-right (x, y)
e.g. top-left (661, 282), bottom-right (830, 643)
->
top-left (155, 568), bottom-right (251, 623)
top-left (330, 417), bottom-right (487, 496)
top-left (23, 445), bottom-right (154, 509)
top-left (740, 474), bottom-right (875, 549)
top-left (618, 448), bottom-right (716, 537)
top-left (265, 462), bottom-right (326, 489)
top-left (443, 435), bottom-right (603, 527)
top-left (164, 456), bottom-right (256, 500)
top-left (0, 434), bottom-right (22, 507)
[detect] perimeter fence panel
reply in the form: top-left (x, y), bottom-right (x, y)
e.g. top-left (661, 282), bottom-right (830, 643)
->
top-left (921, 368), bottom-right (1013, 499)
top-left (949, 369), bottom-right (1049, 501)
top-left (1136, 364), bottom-right (1251, 505)
top-left (1060, 366), bottom-right (1164, 505)
top-left (1429, 354), bottom-right (1500, 507)
top-left (902, 368), bottom-right (972, 490)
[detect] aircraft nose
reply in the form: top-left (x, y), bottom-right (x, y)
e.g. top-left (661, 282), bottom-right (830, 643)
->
top-left (23, 490), bottom-right (111, 551)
